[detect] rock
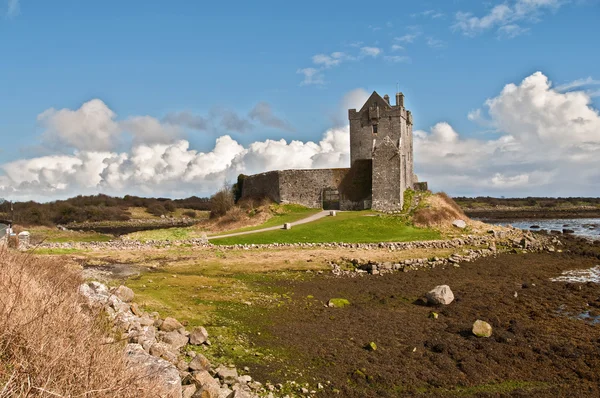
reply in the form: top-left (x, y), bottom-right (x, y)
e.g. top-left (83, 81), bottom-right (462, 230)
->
top-left (563, 229), bottom-right (575, 234)
top-left (182, 384), bottom-right (197, 398)
top-left (425, 285), bottom-right (455, 305)
top-left (452, 220), bottom-right (467, 229)
top-left (161, 317), bottom-right (184, 332)
top-left (162, 331), bottom-right (189, 351)
top-left (189, 326), bottom-right (209, 345)
top-left (327, 298), bottom-right (351, 308)
top-left (364, 342), bottom-right (377, 351)
top-left (429, 311), bottom-right (439, 319)
top-left (216, 365), bottom-right (239, 385)
top-left (150, 342), bottom-right (175, 358)
top-left (114, 285), bottom-right (135, 302)
top-left (192, 370), bottom-right (221, 397)
top-left (472, 320), bottom-right (493, 337)
top-left (125, 344), bottom-right (182, 398)
top-left (189, 353), bottom-right (211, 371)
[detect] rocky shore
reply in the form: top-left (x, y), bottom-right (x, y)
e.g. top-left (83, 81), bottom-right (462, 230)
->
top-left (79, 282), bottom-right (280, 398)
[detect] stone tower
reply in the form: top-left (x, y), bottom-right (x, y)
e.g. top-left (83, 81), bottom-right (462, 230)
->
top-left (348, 90), bottom-right (414, 211)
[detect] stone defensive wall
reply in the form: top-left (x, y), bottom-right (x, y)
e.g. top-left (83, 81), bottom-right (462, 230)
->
top-left (241, 160), bottom-right (373, 210)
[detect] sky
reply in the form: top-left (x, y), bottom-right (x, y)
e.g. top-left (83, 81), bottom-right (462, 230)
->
top-left (0, 0), bottom-right (599, 201)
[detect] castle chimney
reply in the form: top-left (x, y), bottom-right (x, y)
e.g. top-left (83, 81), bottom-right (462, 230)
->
top-left (396, 92), bottom-right (404, 107)
top-left (383, 94), bottom-right (390, 104)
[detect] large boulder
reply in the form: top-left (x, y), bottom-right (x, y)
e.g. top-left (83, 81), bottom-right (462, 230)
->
top-left (79, 281), bottom-right (110, 304)
top-left (189, 326), bottom-right (209, 345)
top-left (472, 320), bottom-right (493, 337)
top-left (114, 285), bottom-right (135, 302)
top-left (426, 285), bottom-right (455, 305)
top-left (161, 317), bottom-right (184, 332)
top-left (125, 343), bottom-right (182, 398)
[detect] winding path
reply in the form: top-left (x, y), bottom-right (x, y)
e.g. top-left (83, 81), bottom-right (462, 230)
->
top-left (207, 210), bottom-right (332, 240)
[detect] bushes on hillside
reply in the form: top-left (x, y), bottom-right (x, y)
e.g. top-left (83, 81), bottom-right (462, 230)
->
top-left (0, 249), bottom-right (155, 397)
top-left (210, 185), bottom-right (235, 219)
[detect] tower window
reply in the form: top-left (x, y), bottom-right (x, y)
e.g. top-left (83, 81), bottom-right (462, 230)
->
top-left (372, 124), bottom-right (378, 134)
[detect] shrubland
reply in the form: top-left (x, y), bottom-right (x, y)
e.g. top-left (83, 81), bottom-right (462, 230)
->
top-left (0, 248), bottom-right (156, 397)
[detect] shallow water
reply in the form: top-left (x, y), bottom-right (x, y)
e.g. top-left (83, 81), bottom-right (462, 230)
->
top-left (551, 265), bottom-right (600, 283)
top-left (483, 218), bottom-right (600, 239)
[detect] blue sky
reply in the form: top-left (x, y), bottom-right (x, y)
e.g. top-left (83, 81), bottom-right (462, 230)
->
top-left (1, 0), bottom-right (600, 199)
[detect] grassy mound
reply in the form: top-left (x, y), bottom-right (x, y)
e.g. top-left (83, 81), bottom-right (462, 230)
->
top-left (413, 192), bottom-right (468, 229)
top-left (0, 248), bottom-right (154, 397)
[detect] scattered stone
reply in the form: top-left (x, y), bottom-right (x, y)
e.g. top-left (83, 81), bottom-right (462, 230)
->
top-left (216, 365), bottom-right (239, 385)
top-left (113, 285), bottom-right (135, 302)
top-left (189, 353), bottom-right (211, 371)
top-left (125, 344), bottom-right (182, 398)
top-left (472, 320), bottom-right (493, 338)
top-left (426, 285), bottom-right (454, 305)
top-left (452, 219), bottom-right (467, 229)
top-left (429, 311), bottom-right (439, 319)
top-left (162, 331), bottom-right (189, 351)
top-left (192, 370), bottom-right (221, 397)
top-left (327, 298), bottom-right (351, 308)
top-left (364, 342), bottom-right (377, 351)
top-left (182, 384), bottom-right (196, 398)
top-left (189, 326), bottom-right (209, 345)
top-left (161, 317), bottom-right (184, 332)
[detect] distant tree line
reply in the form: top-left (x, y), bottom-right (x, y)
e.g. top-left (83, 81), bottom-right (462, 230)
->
top-left (0, 194), bottom-right (211, 226)
top-left (454, 196), bottom-right (600, 209)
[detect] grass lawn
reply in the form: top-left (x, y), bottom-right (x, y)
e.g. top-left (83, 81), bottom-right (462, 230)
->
top-left (209, 204), bottom-right (320, 236)
top-left (125, 227), bottom-right (207, 242)
top-left (211, 211), bottom-right (441, 245)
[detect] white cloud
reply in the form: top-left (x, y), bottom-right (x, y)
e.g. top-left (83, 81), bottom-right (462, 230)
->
top-left (426, 37), bottom-right (445, 48)
top-left (37, 99), bottom-right (121, 151)
top-left (384, 55), bottom-right (411, 63)
top-left (312, 52), bottom-right (350, 68)
top-left (297, 67), bottom-right (325, 86)
top-left (360, 47), bottom-right (382, 57)
top-left (555, 77), bottom-right (600, 92)
top-left (411, 10), bottom-right (445, 19)
top-left (391, 44), bottom-right (405, 51)
top-left (394, 33), bottom-right (420, 43)
top-left (120, 116), bottom-right (182, 145)
top-left (6, 0), bottom-right (19, 17)
top-left (453, 0), bottom-right (563, 38)
top-left (415, 71), bottom-right (600, 196)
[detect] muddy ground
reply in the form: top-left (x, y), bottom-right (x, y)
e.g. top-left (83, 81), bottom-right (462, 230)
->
top-left (239, 238), bottom-right (600, 397)
top-left (465, 208), bottom-right (600, 221)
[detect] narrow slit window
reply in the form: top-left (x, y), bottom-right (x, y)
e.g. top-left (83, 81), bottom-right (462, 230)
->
top-left (372, 124), bottom-right (378, 134)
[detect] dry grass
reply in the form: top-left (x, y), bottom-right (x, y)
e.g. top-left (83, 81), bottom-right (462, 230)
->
top-left (0, 248), bottom-right (158, 397)
top-left (413, 192), bottom-right (468, 229)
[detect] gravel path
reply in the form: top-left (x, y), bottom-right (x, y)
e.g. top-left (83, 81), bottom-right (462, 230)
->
top-left (207, 210), bottom-right (331, 240)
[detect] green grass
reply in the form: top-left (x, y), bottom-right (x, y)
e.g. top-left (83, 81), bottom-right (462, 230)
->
top-left (210, 204), bottom-right (320, 235)
top-left (211, 211), bottom-right (441, 245)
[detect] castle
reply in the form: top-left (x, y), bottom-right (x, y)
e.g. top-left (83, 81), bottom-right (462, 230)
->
top-left (240, 90), bottom-right (426, 211)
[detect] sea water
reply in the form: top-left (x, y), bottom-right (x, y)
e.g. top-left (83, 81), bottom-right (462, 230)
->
top-left (486, 218), bottom-right (600, 240)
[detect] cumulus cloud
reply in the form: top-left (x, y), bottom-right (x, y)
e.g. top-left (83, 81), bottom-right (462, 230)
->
top-left (415, 71), bottom-right (600, 196)
top-left (394, 33), bottom-right (420, 43)
top-left (38, 99), bottom-right (120, 151)
top-left (384, 55), bottom-right (411, 63)
top-left (453, 0), bottom-right (563, 38)
top-left (0, 126), bottom-right (350, 200)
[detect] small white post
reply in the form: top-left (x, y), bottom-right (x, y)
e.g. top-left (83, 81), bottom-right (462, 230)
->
top-left (284, 223), bottom-right (292, 230)
top-left (330, 210), bottom-right (337, 216)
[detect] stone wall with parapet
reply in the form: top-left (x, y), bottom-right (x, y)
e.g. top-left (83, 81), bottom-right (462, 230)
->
top-left (241, 170), bottom-right (281, 203)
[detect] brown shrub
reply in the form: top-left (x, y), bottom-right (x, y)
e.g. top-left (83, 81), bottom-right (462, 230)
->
top-left (0, 249), bottom-right (155, 397)
top-left (209, 186), bottom-right (235, 219)
top-left (437, 192), bottom-right (467, 218)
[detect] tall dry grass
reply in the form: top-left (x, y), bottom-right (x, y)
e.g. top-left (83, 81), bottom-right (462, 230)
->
top-left (0, 248), bottom-right (154, 397)
top-left (413, 192), bottom-right (468, 228)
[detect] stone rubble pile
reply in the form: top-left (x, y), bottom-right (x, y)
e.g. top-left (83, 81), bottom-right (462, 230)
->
top-left (329, 231), bottom-right (562, 277)
top-left (79, 282), bottom-right (277, 398)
